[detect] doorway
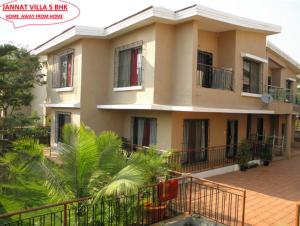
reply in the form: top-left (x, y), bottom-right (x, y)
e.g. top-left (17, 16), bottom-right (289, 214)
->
top-left (197, 50), bottom-right (213, 88)
top-left (257, 118), bottom-right (264, 141)
top-left (226, 120), bottom-right (238, 158)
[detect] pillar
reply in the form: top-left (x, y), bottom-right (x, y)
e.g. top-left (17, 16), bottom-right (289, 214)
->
top-left (286, 114), bottom-right (292, 158)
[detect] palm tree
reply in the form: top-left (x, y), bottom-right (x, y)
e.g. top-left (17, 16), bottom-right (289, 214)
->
top-left (0, 138), bottom-right (45, 191)
top-left (1, 124), bottom-right (173, 203)
top-left (45, 124), bottom-right (99, 201)
top-left (45, 124), bottom-right (148, 201)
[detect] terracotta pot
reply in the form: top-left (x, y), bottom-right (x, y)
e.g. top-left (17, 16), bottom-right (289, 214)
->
top-left (145, 202), bottom-right (167, 224)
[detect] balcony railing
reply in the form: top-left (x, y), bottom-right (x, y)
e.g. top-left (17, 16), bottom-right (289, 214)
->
top-left (265, 85), bottom-right (293, 103)
top-left (0, 176), bottom-right (246, 226)
top-left (197, 64), bottom-right (233, 90)
top-left (295, 94), bottom-right (300, 105)
top-left (169, 145), bottom-right (237, 173)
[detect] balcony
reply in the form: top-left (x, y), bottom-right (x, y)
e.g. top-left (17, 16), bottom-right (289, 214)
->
top-left (197, 64), bottom-right (233, 91)
top-left (265, 85), bottom-right (293, 103)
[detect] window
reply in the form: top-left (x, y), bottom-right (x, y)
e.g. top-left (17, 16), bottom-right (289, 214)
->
top-left (115, 42), bottom-right (143, 88)
top-left (52, 50), bottom-right (74, 88)
top-left (55, 112), bottom-right (71, 143)
top-left (132, 117), bottom-right (157, 146)
top-left (243, 59), bottom-right (261, 94)
top-left (197, 51), bottom-right (213, 88)
top-left (182, 119), bottom-right (208, 163)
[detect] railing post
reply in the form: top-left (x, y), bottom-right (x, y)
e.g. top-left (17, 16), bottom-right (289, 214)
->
top-left (241, 190), bottom-right (246, 226)
top-left (296, 204), bottom-right (300, 226)
top-left (189, 177), bottom-right (192, 214)
top-left (64, 203), bottom-right (68, 226)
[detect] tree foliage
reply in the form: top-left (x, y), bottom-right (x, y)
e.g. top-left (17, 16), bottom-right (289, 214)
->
top-left (0, 44), bottom-right (45, 117)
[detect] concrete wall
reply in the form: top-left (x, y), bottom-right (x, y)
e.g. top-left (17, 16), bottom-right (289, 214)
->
top-left (80, 39), bottom-right (125, 135)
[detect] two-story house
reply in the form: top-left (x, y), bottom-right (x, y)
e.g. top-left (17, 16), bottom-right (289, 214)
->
top-left (33, 5), bottom-right (300, 173)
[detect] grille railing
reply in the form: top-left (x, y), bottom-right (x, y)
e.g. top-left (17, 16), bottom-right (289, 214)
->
top-left (265, 85), bottom-right (293, 103)
top-left (197, 63), bottom-right (233, 90)
top-left (169, 145), bottom-right (237, 173)
top-left (0, 176), bottom-right (246, 226)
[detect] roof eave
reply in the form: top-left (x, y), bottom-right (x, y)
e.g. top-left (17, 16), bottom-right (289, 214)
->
top-left (33, 4), bottom-right (281, 55)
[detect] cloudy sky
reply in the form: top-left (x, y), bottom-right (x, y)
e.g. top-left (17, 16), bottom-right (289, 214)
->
top-left (1, 0), bottom-right (300, 63)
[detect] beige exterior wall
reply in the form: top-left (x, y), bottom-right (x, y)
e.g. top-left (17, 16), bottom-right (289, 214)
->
top-left (106, 25), bottom-right (156, 105)
top-left (79, 39), bottom-right (124, 135)
top-left (171, 112), bottom-right (247, 151)
top-left (153, 23), bottom-right (174, 105)
top-left (31, 57), bottom-right (47, 124)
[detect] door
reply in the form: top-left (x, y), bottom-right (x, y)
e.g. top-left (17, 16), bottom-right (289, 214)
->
top-left (281, 123), bottom-right (286, 138)
top-left (183, 119), bottom-right (208, 163)
top-left (226, 120), bottom-right (238, 158)
top-left (285, 80), bottom-right (293, 102)
top-left (257, 118), bottom-right (264, 141)
top-left (197, 51), bottom-right (213, 88)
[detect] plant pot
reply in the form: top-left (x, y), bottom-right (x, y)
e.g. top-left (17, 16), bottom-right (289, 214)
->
top-left (263, 160), bottom-right (270, 166)
top-left (145, 202), bottom-right (167, 224)
top-left (240, 164), bottom-right (248, 171)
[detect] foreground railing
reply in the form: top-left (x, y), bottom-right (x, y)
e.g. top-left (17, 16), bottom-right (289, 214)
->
top-left (197, 63), bottom-right (233, 90)
top-left (169, 145), bottom-right (237, 173)
top-left (265, 85), bottom-right (293, 103)
top-left (296, 203), bottom-right (300, 226)
top-left (0, 176), bottom-right (246, 226)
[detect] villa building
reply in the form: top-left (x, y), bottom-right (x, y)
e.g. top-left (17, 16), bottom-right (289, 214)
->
top-left (33, 5), bottom-right (300, 173)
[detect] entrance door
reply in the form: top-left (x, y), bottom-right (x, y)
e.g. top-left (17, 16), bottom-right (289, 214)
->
top-left (281, 123), bottom-right (286, 138)
top-left (183, 119), bottom-right (208, 163)
top-left (197, 51), bottom-right (213, 88)
top-left (226, 120), bottom-right (238, 158)
top-left (257, 118), bottom-right (264, 141)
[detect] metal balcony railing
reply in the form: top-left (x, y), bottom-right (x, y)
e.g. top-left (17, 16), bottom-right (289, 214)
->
top-left (197, 64), bottom-right (233, 90)
top-left (265, 85), bottom-right (293, 103)
top-left (0, 176), bottom-right (246, 226)
top-left (295, 94), bottom-right (300, 105)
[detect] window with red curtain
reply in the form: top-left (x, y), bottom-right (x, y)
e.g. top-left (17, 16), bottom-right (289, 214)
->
top-left (133, 117), bottom-right (157, 147)
top-left (117, 46), bottom-right (142, 87)
top-left (59, 52), bottom-right (73, 88)
top-left (66, 54), bottom-right (73, 87)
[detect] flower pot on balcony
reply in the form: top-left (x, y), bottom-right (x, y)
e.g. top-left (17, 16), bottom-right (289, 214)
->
top-left (145, 202), bottom-right (167, 224)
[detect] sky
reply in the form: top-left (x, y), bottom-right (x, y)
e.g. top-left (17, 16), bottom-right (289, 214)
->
top-left (1, 0), bottom-right (300, 64)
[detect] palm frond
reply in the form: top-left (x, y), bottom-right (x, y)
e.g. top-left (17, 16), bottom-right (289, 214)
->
top-left (94, 165), bottom-right (146, 199)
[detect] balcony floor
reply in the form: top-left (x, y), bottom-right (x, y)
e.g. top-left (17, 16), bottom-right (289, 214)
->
top-left (203, 151), bottom-right (300, 226)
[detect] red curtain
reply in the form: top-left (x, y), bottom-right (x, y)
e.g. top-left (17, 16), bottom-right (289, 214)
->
top-left (142, 119), bottom-right (150, 146)
top-left (66, 54), bottom-right (72, 87)
top-left (130, 49), bottom-right (138, 86)
top-left (157, 179), bottom-right (178, 202)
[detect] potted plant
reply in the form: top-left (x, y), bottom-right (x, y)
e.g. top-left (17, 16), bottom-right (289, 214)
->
top-left (261, 143), bottom-right (272, 166)
top-left (236, 139), bottom-right (251, 171)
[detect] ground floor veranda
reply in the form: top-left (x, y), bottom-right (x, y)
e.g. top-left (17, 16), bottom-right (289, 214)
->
top-left (46, 108), bottom-right (296, 172)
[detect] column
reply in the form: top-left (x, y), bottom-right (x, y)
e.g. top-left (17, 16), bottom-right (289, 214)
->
top-left (286, 114), bottom-right (292, 158)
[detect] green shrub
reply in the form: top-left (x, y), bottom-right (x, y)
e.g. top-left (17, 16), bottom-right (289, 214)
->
top-left (236, 139), bottom-right (251, 166)
top-left (261, 144), bottom-right (272, 161)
